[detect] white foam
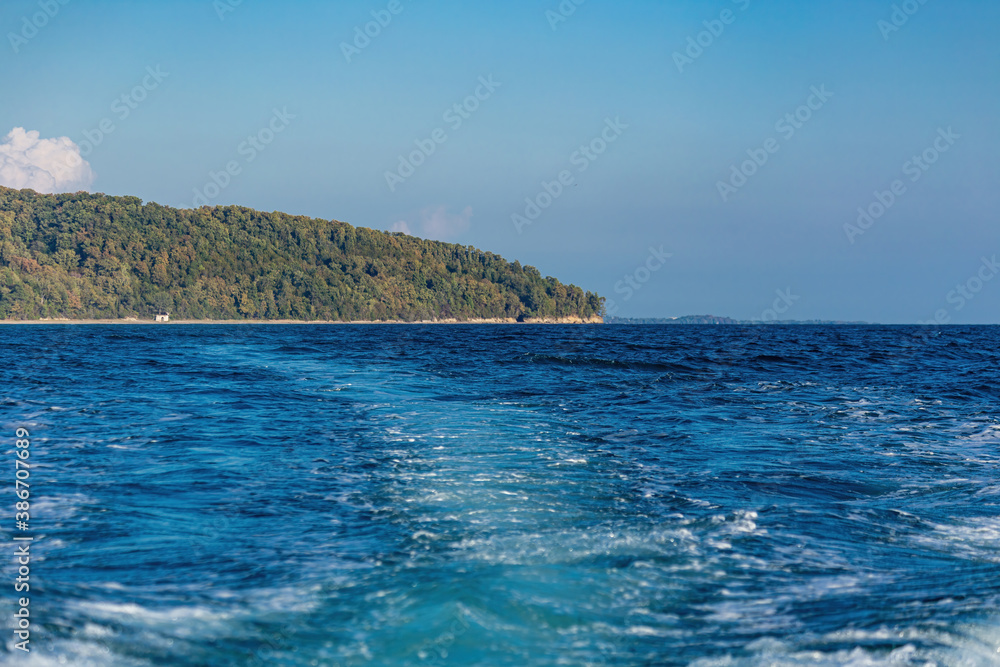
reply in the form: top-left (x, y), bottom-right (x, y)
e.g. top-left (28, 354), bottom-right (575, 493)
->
top-left (914, 516), bottom-right (1000, 562)
top-left (3, 639), bottom-right (153, 666)
top-left (689, 619), bottom-right (1000, 666)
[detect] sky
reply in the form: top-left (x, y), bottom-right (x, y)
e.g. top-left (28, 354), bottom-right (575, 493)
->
top-left (1, 0), bottom-right (998, 323)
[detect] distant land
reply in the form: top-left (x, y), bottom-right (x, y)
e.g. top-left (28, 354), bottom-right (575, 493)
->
top-left (605, 316), bottom-right (871, 325)
top-left (0, 187), bottom-right (603, 322)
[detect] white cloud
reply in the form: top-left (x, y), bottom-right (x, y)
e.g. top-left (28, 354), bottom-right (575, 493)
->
top-left (392, 205), bottom-right (472, 241)
top-left (421, 205), bottom-right (472, 240)
top-left (390, 220), bottom-right (413, 235)
top-left (0, 127), bottom-right (96, 193)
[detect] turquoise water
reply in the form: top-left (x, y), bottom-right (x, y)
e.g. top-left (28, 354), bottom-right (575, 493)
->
top-left (2, 325), bottom-right (999, 665)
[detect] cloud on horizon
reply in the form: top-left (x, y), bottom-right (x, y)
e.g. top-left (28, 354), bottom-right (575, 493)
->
top-left (0, 127), bottom-right (96, 193)
top-left (390, 220), bottom-right (413, 235)
top-left (392, 205), bottom-right (473, 242)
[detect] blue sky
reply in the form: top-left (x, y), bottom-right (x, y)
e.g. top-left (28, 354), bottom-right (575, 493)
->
top-left (1, 0), bottom-right (998, 322)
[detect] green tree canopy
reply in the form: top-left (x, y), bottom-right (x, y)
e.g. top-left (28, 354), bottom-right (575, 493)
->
top-left (0, 187), bottom-right (604, 322)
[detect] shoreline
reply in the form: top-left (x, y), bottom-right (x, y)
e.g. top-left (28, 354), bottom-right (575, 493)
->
top-left (0, 317), bottom-right (604, 325)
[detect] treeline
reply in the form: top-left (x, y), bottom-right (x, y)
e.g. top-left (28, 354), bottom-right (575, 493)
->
top-left (0, 187), bottom-right (604, 321)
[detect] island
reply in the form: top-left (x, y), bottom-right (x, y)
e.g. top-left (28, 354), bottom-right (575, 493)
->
top-left (0, 187), bottom-right (604, 323)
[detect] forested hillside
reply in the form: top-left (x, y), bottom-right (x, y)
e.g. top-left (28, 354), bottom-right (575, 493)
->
top-left (0, 187), bottom-right (603, 321)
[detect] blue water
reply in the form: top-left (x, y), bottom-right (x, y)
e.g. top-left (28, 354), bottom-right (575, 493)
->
top-left (2, 325), bottom-right (1000, 666)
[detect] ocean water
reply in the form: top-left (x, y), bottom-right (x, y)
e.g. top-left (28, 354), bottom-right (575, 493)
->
top-left (2, 324), bottom-right (999, 666)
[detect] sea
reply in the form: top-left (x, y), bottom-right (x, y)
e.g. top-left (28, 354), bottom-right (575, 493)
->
top-left (2, 324), bottom-right (999, 666)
